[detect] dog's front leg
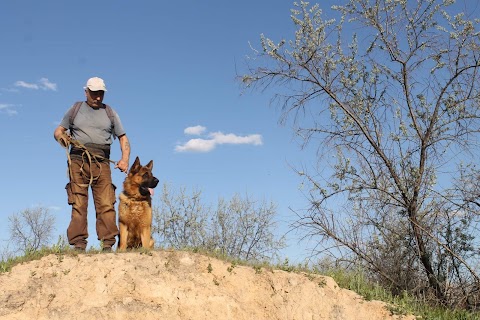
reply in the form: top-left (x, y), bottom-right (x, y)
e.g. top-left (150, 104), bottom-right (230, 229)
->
top-left (118, 222), bottom-right (129, 250)
top-left (140, 226), bottom-right (153, 249)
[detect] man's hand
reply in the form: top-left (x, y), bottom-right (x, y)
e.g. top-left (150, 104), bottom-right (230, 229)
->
top-left (116, 134), bottom-right (130, 174)
top-left (56, 132), bottom-right (71, 148)
top-left (54, 126), bottom-right (70, 148)
top-left (115, 159), bottom-right (129, 173)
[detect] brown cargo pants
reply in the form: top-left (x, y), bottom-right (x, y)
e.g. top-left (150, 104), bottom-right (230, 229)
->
top-left (65, 158), bottom-right (119, 249)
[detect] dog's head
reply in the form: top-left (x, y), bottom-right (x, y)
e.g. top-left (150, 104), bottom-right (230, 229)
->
top-left (125, 156), bottom-right (159, 197)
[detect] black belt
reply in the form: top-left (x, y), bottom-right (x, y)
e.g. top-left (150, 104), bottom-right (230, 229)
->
top-left (70, 143), bottom-right (111, 161)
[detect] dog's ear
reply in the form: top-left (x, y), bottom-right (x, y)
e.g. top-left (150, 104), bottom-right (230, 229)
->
top-left (129, 156), bottom-right (141, 174)
top-left (145, 160), bottom-right (154, 171)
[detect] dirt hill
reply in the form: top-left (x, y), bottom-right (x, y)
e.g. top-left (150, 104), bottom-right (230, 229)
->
top-left (0, 250), bottom-right (416, 320)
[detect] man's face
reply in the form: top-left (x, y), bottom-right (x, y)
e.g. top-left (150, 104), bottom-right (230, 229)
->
top-left (85, 89), bottom-right (105, 108)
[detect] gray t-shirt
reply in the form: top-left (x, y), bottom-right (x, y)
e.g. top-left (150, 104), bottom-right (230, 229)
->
top-left (59, 101), bottom-right (126, 145)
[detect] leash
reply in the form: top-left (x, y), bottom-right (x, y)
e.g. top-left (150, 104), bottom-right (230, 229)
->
top-left (58, 135), bottom-right (116, 187)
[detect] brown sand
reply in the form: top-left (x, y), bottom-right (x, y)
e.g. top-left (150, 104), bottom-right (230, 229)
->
top-left (0, 250), bottom-right (416, 320)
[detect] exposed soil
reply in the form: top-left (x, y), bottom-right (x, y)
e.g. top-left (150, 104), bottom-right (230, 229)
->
top-left (0, 250), bottom-right (416, 320)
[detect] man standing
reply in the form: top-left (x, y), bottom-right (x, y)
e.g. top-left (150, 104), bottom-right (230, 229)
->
top-left (53, 77), bottom-right (130, 252)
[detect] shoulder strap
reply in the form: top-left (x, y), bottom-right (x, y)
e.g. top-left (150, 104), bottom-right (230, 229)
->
top-left (104, 104), bottom-right (115, 127)
top-left (69, 102), bottom-right (115, 129)
top-left (104, 104), bottom-right (117, 140)
top-left (69, 101), bottom-right (83, 127)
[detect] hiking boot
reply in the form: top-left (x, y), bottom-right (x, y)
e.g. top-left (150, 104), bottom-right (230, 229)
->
top-left (102, 247), bottom-right (112, 252)
top-left (74, 247), bottom-right (86, 253)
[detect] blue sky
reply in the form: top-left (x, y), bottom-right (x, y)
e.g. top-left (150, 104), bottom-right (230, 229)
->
top-left (2, 0), bottom-right (477, 261)
top-left (0, 0), bottom-right (333, 261)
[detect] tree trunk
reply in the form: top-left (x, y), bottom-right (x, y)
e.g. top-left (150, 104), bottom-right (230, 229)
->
top-left (409, 211), bottom-right (445, 302)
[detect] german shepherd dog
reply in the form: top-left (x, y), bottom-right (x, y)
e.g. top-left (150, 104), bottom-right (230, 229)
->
top-left (118, 157), bottom-right (159, 250)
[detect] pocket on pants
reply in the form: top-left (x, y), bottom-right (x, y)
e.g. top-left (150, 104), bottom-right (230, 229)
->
top-left (111, 183), bottom-right (117, 205)
top-left (65, 183), bottom-right (74, 205)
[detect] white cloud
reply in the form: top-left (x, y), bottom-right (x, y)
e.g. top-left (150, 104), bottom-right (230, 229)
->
top-left (39, 78), bottom-right (58, 91)
top-left (14, 78), bottom-right (57, 91)
top-left (15, 81), bottom-right (39, 90)
top-left (175, 126), bottom-right (263, 153)
top-left (175, 138), bottom-right (217, 153)
top-left (0, 104), bottom-right (18, 116)
top-left (209, 132), bottom-right (263, 146)
top-left (184, 125), bottom-right (207, 136)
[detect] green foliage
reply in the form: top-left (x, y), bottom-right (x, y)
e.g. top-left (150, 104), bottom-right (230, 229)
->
top-left (278, 258), bottom-right (296, 272)
top-left (1, 247), bottom-right (65, 273)
top-left (0, 235), bottom-right (70, 273)
top-left (227, 262), bottom-right (237, 273)
top-left (319, 266), bottom-right (479, 319)
top-left (253, 265), bottom-right (263, 274)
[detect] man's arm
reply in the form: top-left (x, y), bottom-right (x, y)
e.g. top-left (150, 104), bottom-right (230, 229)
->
top-left (53, 126), bottom-right (67, 140)
top-left (115, 134), bottom-right (130, 172)
top-left (53, 126), bottom-right (70, 147)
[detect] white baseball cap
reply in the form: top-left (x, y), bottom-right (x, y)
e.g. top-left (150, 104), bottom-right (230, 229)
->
top-left (84, 77), bottom-right (107, 91)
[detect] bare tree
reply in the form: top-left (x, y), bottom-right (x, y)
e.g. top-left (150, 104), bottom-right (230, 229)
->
top-left (211, 194), bottom-right (285, 262)
top-left (241, 0), bottom-right (480, 308)
top-left (152, 184), bottom-right (211, 250)
top-left (152, 184), bottom-right (285, 262)
top-left (0, 241), bottom-right (15, 266)
top-left (8, 207), bottom-right (55, 253)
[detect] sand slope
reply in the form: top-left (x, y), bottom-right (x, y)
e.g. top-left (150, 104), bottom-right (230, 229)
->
top-left (0, 250), bottom-right (416, 320)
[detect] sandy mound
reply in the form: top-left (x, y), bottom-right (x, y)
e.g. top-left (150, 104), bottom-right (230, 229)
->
top-left (0, 250), bottom-right (415, 320)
